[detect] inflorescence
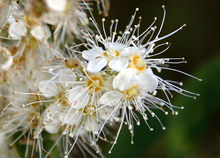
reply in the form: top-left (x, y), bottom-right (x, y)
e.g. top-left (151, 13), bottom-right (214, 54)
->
top-left (0, 1), bottom-right (200, 158)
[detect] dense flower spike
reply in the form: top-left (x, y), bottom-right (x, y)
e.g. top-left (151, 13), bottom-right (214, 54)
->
top-left (0, 1), bottom-right (200, 158)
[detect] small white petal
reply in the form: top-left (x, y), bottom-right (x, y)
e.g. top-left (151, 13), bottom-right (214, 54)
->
top-left (99, 91), bottom-right (123, 106)
top-left (44, 104), bottom-right (60, 134)
top-left (87, 58), bottom-right (107, 73)
top-left (120, 47), bottom-right (136, 56)
top-left (9, 21), bottom-right (27, 39)
top-left (42, 13), bottom-right (60, 25)
top-left (108, 58), bottom-right (129, 72)
top-left (113, 68), bottom-right (138, 91)
top-left (84, 118), bottom-right (100, 133)
top-left (1, 56), bottom-right (13, 70)
top-left (121, 46), bottom-right (148, 56)
top-left (44, 124), bottom-right (59, 134)
top-left (59, 108), bottom-right (81, 125)
top-left (106, 42), bottom-right (126, 51)
top-left (46, 0), bottom-right (67, 12)
top-left (138, 68), bottom-right (158, 92)
top-left (82, 46), bottom-right (103, 61)
top-left (67, 86), bottom-right (89, 109)
top-left (58, 68), bottom-right (76, 88)
top-left (31, 25), bottom-right (51, 41)
top-left (39, 80), bottom-right (59, 98)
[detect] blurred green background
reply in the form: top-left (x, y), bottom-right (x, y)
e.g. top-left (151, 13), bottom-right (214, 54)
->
top-left (102, 0), bottom-right (220, 158)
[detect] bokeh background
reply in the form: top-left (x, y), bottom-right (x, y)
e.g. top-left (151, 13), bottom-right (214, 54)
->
top-left (100, 0), bottom-right (220, 158)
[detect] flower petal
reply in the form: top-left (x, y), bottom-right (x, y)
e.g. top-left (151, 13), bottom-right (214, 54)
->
top-left (99, 91), bottom-right (123, 106)
top-left (59, 108), bottom-right (81, 125)
top-left (138, 68), bottom-right (158, 92)
top-left (44, 124), bottom-right (59, 134)
top-left (98, 106), bottom-right (120, 121)
top-left (39, 80), bottom-right (59, 98)
top-left (105, 42), bottom-right (126, 51)
top-left (82, 46), bottom-right (103, 61)
top-left (44, 104), bottom-right (60, 134)
top-left (108, 58), bottom-right (129, 72)
top-left (58, 68), bottom-right (76, 88)
top-left (113, 68), bottom-right (138, 91)
top-left (84, 118), bottom-right (100, 133)
top-left (31, 25), bottom-right (51, 41)
top-left (67, 86), bottom-right (89, 109)
top-left (45, 0), bottom-right (67, 12)
top-left (87, 57), bottom-right (107, 73)
top-left (9, 21), bottom-right (27, 39)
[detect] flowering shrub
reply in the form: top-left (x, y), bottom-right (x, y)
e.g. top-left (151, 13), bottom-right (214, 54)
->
top-left (0, 0), bottom-right (200, 157)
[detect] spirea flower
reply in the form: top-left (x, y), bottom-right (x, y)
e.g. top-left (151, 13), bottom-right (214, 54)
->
top-left (78, 6), bottom-right (201, 153)
top-left (0, 1), bottom-right (200, 158)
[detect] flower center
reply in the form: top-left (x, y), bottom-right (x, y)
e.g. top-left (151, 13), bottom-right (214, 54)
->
top-left (103, 50), bottom-right (120, 61)
top-left (86, 75), bottom-right (103, 93)
top-left (83, 104), bottom-right (97, 116)
top-left (57, 91), bottom-right (68, 105)
top-left (123, 85), bottom-right (139, 100)
top-left (130, 54), bottom-right (146, 72)
top-left (65, 58), bottom-right (80, 69)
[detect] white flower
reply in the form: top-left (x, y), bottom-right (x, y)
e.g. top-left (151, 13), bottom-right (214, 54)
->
top-left (82, 43), bottom-right (130, 73)
top-left (99, 91), bottom-right (123, 106)
top-left (58, 68), bottom-right (76, 88)
top-left (87, 57), bottom-right (107, 73)
top-left (43, 104), bottom-right (60, 134)
top-left (42, 0), bottom-right (89, 39)
top-left (58, 107), bottom-right (81, 125)
top-left (113, 68), bottom-right (138, 91)
top-left (39, 80), bottom-right (59, 98)
top-left (66, 86), bottom-right (89, 109)
top-left (31, 25), bottom-right (51, 41)
top-left (137, 68), bottom-right (158, 92)
top-left (45, 0), bottom-right (67, 12)
top-left (9, 21), bottom-right (27, 39)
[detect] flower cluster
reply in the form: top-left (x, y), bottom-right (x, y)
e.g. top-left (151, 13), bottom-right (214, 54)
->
top-left (0, 1), bottom-right (200, 158)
